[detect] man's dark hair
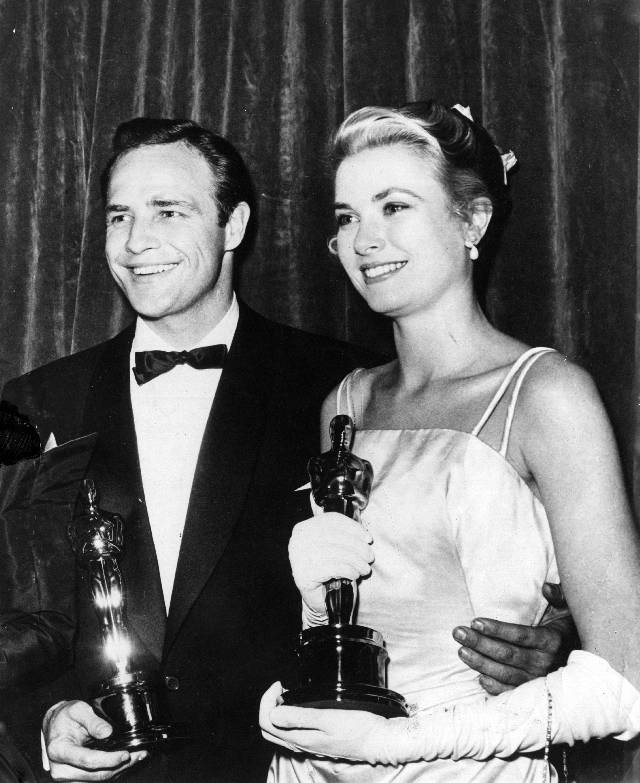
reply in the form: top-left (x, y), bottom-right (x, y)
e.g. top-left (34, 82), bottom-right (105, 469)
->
top-left (100, 118), bottom-right (254, 227)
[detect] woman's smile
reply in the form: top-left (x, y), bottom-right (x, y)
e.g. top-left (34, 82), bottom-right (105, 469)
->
top-left (361, 260), bottom-right (408, 283)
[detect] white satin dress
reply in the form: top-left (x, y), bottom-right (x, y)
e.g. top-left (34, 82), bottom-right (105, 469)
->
top-left (268, 348), bottom-right (560, 782)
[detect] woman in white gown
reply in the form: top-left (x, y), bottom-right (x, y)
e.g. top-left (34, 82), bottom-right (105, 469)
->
top-left (260, 100), bottom-right (640, 781)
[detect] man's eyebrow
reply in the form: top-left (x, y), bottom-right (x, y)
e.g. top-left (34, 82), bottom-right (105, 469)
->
top-left (105, 199), bottom-right (201, 213)
top-left (152, 199), bottom-right (200, 212)
top-left (105, 203), bottom-right (129, 214)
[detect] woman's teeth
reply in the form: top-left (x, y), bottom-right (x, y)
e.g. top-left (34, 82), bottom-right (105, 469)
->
top-left (362, 261), bottom-right (407, 280)
top-left (132, 263), bottom-right (178, 276)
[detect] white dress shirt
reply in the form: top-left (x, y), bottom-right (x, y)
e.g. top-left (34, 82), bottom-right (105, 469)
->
top-left (129, 296), bottom-right (239, 609)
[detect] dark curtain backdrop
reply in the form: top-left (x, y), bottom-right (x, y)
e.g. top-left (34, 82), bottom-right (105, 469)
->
top-left (0, 1), bottom-right (638, 779)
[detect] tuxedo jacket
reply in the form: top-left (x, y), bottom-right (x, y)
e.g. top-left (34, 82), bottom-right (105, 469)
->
top-left (2, 303), bottom-right (375, 782)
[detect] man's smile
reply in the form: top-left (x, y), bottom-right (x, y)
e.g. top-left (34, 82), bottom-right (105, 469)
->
top-left (130, 263), bottom-right (180, 276)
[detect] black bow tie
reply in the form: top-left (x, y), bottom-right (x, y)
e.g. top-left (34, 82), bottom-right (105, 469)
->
top-left (133, 345), bottom-right (228, 385)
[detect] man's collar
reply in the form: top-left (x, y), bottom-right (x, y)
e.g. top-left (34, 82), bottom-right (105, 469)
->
top-left (131, 295), bottom-right (240, 354)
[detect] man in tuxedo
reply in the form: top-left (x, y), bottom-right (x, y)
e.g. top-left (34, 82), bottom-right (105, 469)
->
top-left (4, 117), bottom-right (375, 782)
top-left (3, 118), bottom-right (571, 782)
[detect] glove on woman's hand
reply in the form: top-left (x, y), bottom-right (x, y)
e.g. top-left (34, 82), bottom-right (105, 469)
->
top-left (288, 512), bottom-right (374, 621)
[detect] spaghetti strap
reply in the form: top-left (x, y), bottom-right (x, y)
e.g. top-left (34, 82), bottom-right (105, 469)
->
top-left (336, 368), bottom-right (365, 422)
top-left (335, 374), bottom-right (351, 417)
top-left (499, 348), bottom-right (556, 456)
top-left (472, 347), bottom-right (555, 439)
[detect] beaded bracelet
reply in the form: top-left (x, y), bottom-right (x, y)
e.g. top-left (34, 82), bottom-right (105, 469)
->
top-left (542, 678), bottom-right (553, 783)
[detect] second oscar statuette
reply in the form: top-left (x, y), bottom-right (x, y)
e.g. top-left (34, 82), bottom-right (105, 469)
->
top-left (283, 415), bottom-right (408, 718)
top-left (69, 480), bottom-right (192, 750)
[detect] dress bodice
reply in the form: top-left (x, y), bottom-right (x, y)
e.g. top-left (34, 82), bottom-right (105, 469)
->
top-left (350, 425), bottom-right (559, 715)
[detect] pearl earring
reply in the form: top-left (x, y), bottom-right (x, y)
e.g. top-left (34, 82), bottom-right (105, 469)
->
top-left (465, 239), bottom-right (479, 261)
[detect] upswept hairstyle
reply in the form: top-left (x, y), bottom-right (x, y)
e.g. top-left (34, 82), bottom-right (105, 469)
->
top-left (100, 117), bottom-right (254, 227)
top-left (331, 100), bottom-right (513, 255)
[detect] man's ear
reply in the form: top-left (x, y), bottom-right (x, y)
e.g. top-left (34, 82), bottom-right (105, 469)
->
top-left (224, 201), bottom-right (251, 252)
top-left (463, 197), bottom-right (493, 245)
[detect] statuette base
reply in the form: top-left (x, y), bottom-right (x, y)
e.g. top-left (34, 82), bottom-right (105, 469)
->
top-left (283, 624), bottom-right (409, 719)
top-left (282, 682), bottom-right (408, 718)
top-left (86, 670), bottom-right (195, 751)
top-left (86, 723), bottom-right (194, 751)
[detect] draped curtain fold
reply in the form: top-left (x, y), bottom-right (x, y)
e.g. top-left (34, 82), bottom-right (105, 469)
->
top-left (0, 3), bottom-right (638, 775)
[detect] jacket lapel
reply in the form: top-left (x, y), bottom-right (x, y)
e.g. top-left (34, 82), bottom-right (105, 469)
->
top-left (164, 306), bottom-right (276, 653)
top-left (81, 325), bottom-right (167, 664)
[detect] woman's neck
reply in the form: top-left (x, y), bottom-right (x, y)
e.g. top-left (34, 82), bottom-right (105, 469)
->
top-left (391, 295), bottom-right (500, 389)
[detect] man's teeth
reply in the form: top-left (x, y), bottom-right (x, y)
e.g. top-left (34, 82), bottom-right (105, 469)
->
top-left (132, 263), bottom-right (178, 276)
top-left (362, 261), bottom-right (407, 279)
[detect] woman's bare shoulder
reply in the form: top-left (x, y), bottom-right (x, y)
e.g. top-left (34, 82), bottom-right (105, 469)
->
top-left (517, 351), bottom-right (602, 421)
top-left (511, 350), bottom-right (615, 476)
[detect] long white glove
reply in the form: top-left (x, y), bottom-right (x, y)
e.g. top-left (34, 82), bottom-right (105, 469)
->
top-left (288, 512), bottom-right (373, 627)
top-left (367, 650), bottom-right (640, 764)
top-left (261, 651), bottom-right (640, 764)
